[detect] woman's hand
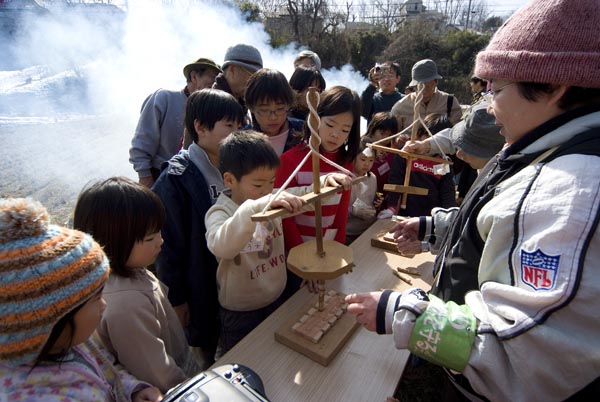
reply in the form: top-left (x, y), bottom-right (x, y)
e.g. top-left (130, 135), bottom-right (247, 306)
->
top-left (391, 217), bottom-right (420, 242)
top-left (345, 292), bottom-right (383, 332)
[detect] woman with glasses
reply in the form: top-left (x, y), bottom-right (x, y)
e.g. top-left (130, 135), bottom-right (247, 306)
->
top-left (346, 0), bottom-right (600, 401)
top-left (245, 68), bottom-right (305, 156)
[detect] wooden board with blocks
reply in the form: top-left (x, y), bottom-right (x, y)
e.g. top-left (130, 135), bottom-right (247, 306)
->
top-left (292, 290), bottom-right (347, 343)
top-left (274, 290), bottom-right (359, 366)
top-left (370, 219), bottom-right (403, 255)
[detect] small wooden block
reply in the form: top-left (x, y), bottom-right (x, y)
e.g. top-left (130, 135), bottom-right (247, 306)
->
top-left (393, 270), bottom-right (413, 285)
top-left (370, 221), bottom-right (402, 255)
top-left (275, 292), bottom-right (360, 366)
top-left (397, 266), bottom-right (421, 276)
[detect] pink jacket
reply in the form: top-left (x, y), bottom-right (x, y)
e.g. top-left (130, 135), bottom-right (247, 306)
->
top-left (0, 339), bottom-right (150, 402)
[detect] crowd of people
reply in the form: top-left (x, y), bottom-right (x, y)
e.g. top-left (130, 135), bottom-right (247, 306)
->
top-left (2, 0), bottom-right (599, 400)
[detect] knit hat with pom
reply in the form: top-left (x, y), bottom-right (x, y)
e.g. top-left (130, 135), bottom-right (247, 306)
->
top-left (475, 0), bottom-right (600, 88)
top-left (0, 198), bottom-right (109, 365)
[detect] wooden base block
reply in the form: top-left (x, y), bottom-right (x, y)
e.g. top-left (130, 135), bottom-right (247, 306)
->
top-left (274, 293), bottom-right (359, 366)
top-left (370, 220), bottom-right (403, 255)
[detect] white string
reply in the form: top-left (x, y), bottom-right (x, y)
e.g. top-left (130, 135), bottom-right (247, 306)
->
top-left (261, 90), bottom-right (355, 214)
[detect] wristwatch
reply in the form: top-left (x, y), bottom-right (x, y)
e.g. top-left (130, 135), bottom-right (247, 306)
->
top-left (421, 241), bottom-right (431, 253)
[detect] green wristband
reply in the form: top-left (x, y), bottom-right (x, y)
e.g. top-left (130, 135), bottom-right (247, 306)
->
top-left (408, 295), bottom-right (476, 372)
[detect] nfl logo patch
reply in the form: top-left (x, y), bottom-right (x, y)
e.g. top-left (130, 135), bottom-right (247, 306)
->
top-left (520, 249), bottom-right (560, 291)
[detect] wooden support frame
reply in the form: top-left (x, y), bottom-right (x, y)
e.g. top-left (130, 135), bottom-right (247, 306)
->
top-left (368, 143), bottom-right (453, 165)
top-left (251, 176), bottom-right (366, 222)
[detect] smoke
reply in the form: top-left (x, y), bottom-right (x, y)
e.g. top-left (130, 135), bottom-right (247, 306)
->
top-left (0, 0), bottom-right (367, 222)
top-left (1, 0), bottom-right (367, 118)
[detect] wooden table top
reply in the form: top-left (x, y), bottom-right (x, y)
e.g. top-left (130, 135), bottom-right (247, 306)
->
top-left (211, 219), bottom-right (435, 402)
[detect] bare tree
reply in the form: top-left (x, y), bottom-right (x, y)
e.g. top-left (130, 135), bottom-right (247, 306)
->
top-left (424, 0), bottom-right (489, 29)
top-left (284, 0), bottom-right (333, 43)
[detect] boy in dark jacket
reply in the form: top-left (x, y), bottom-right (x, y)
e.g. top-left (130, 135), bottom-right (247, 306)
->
top-left (153, 89), bottom-right (244, 369)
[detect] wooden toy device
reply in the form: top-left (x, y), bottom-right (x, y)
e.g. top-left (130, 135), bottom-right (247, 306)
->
top-left (368, 84), bottom-right (453, 253)
top-left (368, 84), bottom-right (452, 210)
top-left (251, 87), bottom-right (360, 366)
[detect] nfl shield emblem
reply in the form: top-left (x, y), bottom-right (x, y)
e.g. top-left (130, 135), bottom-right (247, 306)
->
top-left (520, 249), bottom-right (560, 291)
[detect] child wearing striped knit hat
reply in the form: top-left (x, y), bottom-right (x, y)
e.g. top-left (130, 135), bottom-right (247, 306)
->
top-left (0, 198), bottom-right (161, 402)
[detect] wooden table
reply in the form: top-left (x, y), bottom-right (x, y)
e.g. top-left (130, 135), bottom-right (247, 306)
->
top-left (212, 219), bottom-right (435, 402)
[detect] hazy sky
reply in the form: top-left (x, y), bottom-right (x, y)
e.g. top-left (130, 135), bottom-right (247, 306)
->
top-left (486, 0), bottom-right (529, 16)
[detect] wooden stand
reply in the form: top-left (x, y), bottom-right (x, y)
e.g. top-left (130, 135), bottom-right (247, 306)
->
top-left (274, 293), bottom-right (359, 366)
top-left (250, 87), bottom-right (359, 365)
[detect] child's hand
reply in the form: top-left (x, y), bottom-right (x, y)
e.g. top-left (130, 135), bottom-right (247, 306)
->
top-left (402, 139), bottom-right (431, 155)
top-left (270, 191), bottom-right (306, 212)
top-left (373, 193), bottom-right (384, 209)
top-left (132, 386), bottom-right (163, 402)
top-left (324, 173), bottom-right (352, 191)
top-left (393, 133), bottom-right (411, 149)
top-left (377, 208), bottom-right (395, 220)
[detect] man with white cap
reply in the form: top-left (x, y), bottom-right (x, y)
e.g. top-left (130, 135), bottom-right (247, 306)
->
top-left (391, 59), bottom-right (462, 132)
top-left (213, 43), bottom-right (263, 114)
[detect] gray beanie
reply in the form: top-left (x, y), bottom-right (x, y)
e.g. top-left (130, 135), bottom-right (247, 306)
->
top-left (222, 44), bottom-right (263, 72)
top-left (451, 102), bottom-right (504, 158)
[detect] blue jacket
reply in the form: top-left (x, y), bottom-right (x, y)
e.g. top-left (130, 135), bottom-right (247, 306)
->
top-left (152, 153), bottom-right (219, 350)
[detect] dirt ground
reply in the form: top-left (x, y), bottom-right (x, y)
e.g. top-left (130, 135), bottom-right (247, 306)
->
top-left (0, 114), bottom-right (137, 225)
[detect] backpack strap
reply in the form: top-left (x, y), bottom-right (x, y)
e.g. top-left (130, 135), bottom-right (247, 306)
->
top-left (446, 95), bottom-right (454, 118)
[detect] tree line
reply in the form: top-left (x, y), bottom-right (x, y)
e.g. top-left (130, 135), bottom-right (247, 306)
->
top-left (237, 0), bottom-right (505, 103)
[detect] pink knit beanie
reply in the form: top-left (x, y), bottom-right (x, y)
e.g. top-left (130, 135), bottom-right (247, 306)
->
top-left (475, 0), bottom-right (600, 88)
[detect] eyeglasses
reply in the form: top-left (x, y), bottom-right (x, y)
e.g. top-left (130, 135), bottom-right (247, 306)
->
top-left (483, 82), bottom-right (514, 103)
top-left (254, 107), bottom-right (289, 118)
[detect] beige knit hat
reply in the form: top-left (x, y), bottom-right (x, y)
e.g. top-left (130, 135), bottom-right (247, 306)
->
top-left (475, 0), bottom-right (600, 88)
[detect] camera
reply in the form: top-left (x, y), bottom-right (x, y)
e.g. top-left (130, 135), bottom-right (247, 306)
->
top-left (162, 363), bottom-right (270, 402)
top-left (374, 63), bottom-right (381, 72)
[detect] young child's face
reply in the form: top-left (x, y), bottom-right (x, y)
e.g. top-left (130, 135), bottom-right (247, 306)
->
top-left (226, 166), bottom-right (277, 205)
top-left (126, 231), bottom-right (163, 269)
top-left (252, 100), bottom-right (289, 137)
top-left (196, 118), bottom-right (242, 157)
top-left (296, 80), bottom-right (321, 110)
top-left (354, 151), bottom-right (375, 176)
top-left (370, 128), bottom-right (392, 142)
top-left (51, 288), bottom-right (105, 353)
top-left (319, 112), bottom-right (353, 153)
